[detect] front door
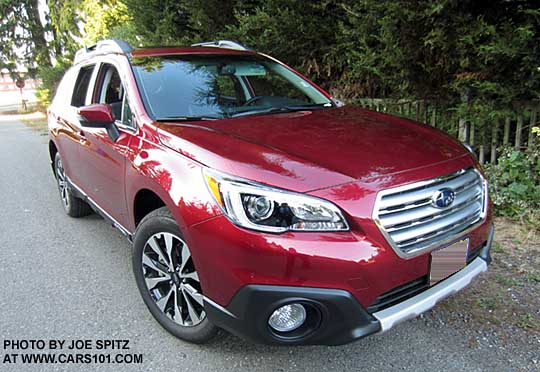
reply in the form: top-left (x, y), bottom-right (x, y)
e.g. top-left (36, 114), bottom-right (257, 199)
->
top-left (77, 62), bottom-right (137, 227)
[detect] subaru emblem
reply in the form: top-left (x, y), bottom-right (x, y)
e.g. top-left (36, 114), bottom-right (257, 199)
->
top-left (431, 188), bottom-right (455, 208)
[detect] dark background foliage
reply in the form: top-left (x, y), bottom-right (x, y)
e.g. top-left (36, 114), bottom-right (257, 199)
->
top-left (3, 1), bottom-right (539, 107)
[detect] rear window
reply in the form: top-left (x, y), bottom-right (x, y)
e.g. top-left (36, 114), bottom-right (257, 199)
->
top-left (71, 65), bottom-right (95, 107)
top-left (52, 68), bottom-right (77, 107)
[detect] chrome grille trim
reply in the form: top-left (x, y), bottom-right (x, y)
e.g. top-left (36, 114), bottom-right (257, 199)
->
top-left (373, 168), bottom-right (488, 259)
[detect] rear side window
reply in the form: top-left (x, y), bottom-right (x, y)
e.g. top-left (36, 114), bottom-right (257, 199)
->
top-left (52, 68), bottom-right (77, 107)
top-left (71, 65), bottom-right (95, 107)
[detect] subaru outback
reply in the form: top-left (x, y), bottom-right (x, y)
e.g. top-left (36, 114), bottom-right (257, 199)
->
top-left (47, 39), bottom-right (493, 345)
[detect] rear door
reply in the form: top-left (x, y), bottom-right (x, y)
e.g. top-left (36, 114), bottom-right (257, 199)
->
top-left (76, 60), bottom-right (137, 226)
top-left (49, 63), bottom-right (97, 187)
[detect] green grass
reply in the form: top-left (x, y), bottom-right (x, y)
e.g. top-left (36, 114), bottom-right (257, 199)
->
top-left (518, 314), bottom-right (538, 329)
top-left (495, 274), bottom-right (518, 287)
top-left (491, 241), bottom-right (504, 253)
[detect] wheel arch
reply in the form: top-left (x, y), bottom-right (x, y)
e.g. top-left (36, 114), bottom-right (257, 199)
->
top-left (49, 140), bottom-right (58, 174)
top-left (133, 188), bottom-right (167, 227)
top-left (125, 142), bottom-right (221, 234)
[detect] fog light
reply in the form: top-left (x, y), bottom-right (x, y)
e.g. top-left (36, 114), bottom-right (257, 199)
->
top-left (268, 303), bottom-right (306, 332)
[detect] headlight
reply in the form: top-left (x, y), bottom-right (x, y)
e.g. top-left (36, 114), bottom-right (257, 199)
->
top-left (203, 169), bottom-right (349, 233)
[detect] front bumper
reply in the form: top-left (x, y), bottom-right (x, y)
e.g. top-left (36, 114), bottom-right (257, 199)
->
top-left (204, 224), bottom-right (494, 345)
top-left (373, 225), bottom-right (492, 332)
top-left (204, 285), bottom-right (381, 345)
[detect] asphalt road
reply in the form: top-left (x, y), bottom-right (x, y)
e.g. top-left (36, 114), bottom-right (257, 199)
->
top-left (0, 118), bottom-right (534, 371)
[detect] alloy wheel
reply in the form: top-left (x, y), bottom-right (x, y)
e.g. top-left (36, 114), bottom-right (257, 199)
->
top-left (142, 233), bottom-right (205, 326)
top-left (55, 158), bottom-right (70, 209)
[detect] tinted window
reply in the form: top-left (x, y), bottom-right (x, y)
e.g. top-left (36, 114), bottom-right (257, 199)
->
top-left (132, 55), bottom-right (331, 120)
top-left (121, 95), bottom-right (134, 127)
top-left (94, 64), bottom-right (125, 122)
top-left (71, 65), bottom-right (94, 107)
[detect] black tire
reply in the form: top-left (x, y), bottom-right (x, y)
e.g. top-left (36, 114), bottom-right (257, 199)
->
top-left (54, 152), bottom-right (92, 218)
top-left (132, 207), bottom-right (219, 344)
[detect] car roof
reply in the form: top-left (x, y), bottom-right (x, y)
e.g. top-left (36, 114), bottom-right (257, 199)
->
top-left (130, 46), bottom-right (259, 58)
top-left (73, 40), bottom-right (260, 65)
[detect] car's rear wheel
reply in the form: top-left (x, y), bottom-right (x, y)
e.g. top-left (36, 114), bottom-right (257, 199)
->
top-left (54, 153), bottom-right (92, 217)
top-left (132, 207), bottom-right (219, 343)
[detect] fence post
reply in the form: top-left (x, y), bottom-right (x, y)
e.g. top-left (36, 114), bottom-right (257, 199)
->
top-left (515, 114), bottom-right (523, 150)
top-left (458, 118), bottom-right (467, 142)
top-left (529, 109), bottom-right (537, 149)
top-left (490, 120), bottom-right (499, 163)
top-left (503, 117), bottom-right (511, 145)
top-left (479, 145), bottom-right (485, 164)
top-left (431, 107), bottom-right (436, 127)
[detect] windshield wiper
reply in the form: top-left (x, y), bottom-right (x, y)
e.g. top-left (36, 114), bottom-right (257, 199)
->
top-left (155, 116), bottom-right (220, 122)
top-left (231, 103), bottom-right (332, 118)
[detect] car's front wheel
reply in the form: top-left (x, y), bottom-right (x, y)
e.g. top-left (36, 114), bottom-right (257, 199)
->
top-left (132, 207), bottom-right (219, 343)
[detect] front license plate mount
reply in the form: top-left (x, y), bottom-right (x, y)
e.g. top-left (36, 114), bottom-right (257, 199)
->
top-left (430, 238), bottom-right (469, 286)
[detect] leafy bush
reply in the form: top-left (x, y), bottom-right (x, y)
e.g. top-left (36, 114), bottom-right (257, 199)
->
top-left (35, 61), bottom-right (71, 107)
top-left (485, 146), bottom-right (540, 227)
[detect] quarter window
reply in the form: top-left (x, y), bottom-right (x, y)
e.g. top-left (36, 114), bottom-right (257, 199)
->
top-left (121, 95), bottom-right (134, 127)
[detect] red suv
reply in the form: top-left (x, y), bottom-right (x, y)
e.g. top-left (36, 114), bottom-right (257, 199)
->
top-left (48, 39), bottom-right (493, 345)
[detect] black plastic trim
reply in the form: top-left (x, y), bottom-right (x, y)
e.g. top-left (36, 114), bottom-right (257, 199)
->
top-left (204, 285), bottom-right (381, 346)
top-left (479, 223), bottom-right (494, 265)
top-left (66, 177), bottom-right (133, 242)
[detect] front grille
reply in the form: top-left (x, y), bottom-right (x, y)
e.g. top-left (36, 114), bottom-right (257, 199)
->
top-left (373, 168), bottom-right (487, 258)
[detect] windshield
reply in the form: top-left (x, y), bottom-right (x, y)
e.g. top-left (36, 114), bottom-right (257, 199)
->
top-left (131, 54), bottom-right (332, 120)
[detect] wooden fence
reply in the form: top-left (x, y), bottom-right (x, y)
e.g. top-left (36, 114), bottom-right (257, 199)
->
top-left (355, 98), bottom-right (539, 164)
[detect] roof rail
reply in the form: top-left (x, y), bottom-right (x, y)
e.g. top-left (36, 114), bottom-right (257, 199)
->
top-left (73, 39), bottom-right (133, 64)
top-left (191, 40), bottom-right (251, 51)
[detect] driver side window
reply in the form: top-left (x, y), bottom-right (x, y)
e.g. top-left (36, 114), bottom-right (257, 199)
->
top-left (94, 64), bottom-right (134, 128)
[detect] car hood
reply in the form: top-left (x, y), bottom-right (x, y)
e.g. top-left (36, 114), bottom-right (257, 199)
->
top-left (156, 106), bottom-right (471, 192)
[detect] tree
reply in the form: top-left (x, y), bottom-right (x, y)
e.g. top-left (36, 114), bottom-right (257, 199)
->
top-left (37, 0), bottom-right (137, 105)
top-left (336, 0), bottom-right (540, 106)
top-left (123, 0), bottom-right (193, 45)
top-left (0, 0), bottom-right (52, 77)
top-left (46, 0), bottom-right (83, 59)
top-left (3, 0), bottom-right (538, 112)
top-left (221, 0), bottom-right (346, 91)
top-left (80, 0), bottom-right (132, 45)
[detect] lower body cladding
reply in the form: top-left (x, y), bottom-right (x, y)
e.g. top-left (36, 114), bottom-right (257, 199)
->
top-left (204, 225), bottom-right (494, 345)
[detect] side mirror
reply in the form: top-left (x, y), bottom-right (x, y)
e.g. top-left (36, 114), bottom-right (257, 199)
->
top-left (78, 104), bottom-right (120, 142)
top-left (331, 98), bottom-right (346, 107)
